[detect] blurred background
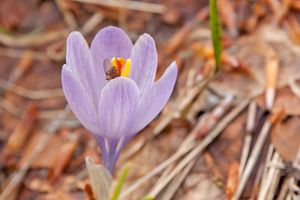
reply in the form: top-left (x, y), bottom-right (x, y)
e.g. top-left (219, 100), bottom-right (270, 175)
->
top-left (1, 0), bottom-right (300, 199)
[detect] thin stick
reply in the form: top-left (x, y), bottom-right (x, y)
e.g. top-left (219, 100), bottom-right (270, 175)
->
top-left (250, 160), bottom-right (264, 200)
top-left (159, 157), bottom-right (197, 200)
top-left (148, 98), bottom-right (250, 198)
top-left (70, 0), bottom-right (166, 14)
top-left (266, 157), bottom-right (283, 200)
top-left (79, 11), bottom-right (104, 36)
top-left (231, 118), bottom-right (272, 200)
top-left (64, 168), bottom-right (88, 193)
top-left (231, 106), bottom-right (285, 200)
top-left (258, 151), bottom-right (280, 200)
top-left (238, 101), bottom-right (257, 180)
top-left (0, 96), bottom-right (21, 117)
top-left (120, 115), bottom-right (208, 199)
top-left (0, 105), bottom-right (71, 200)
top-left (277, 176), bottom-right (292, 200)
top-left (261, 144), bottom-right (275, 188)
top-left (0, 48), bottom-right (49, 60)
top-left (0, 78), bottom-right (64, 100)
top-left (119, 142), bottom-right (196, 199)
top-left (55, 0), bottom-right (78, 30)
top-left (285, 192), bottom-right (292, 200)
top-left (150, 114), bottom-right (208, 189)
top-left (0, 29), bottom-right (68, 47)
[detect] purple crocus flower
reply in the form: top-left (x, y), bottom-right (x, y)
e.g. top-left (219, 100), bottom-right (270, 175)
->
top-left (61, 26), bottom-right (177, 175)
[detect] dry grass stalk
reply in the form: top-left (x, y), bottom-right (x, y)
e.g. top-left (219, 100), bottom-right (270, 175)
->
top-left (148, 114), bottom-right (209, 199)
top-left (0, 48), bottom-right (48, 60)
top-left (119, 115), bottom-right (208, 199)
top-left (0, 105), bottom-right (71, 200)
top-left (47, 11), bottom-right (104, 62)
top-left (250, 161), bottom-right (265, 200)
top-left (148, 98), bottom-right (250, 198)
top-left (70, 0), bottom-right (166, 14)
top-left (231, 119), bottom-right (272, 200)
top-left (157, 157), bottom-right (197, 200)
top-left (238, 100), bottom-right (257, 180)
top-left (165, 7), bottom-right (209, 55)
top-left (261, 145), bottom-right (275, 189)
top-left (258, 151), bottom-right (281, 200)
top-left (0, 78), bottom-right (64, 100)
top-left (119, 142), bottom-right (196, 199)
top-left (231, 108), bottom-right (284, 200)
top-left (0, 96), bottom-right (22, 118)
top-left (79, 11), bottom-right (104, 36)
top-left (55, 0), bottom-right (78, 31)
top-left (196, 93), bottom-right (235, 139)
top-left (0, 29), bottom-right (68, 47)
top-left (277, 176), bottom-right (292, 200)
top-left (8, 50), bottom-right (34, 83)
top-left (266, 157), bottom-right (283, 200)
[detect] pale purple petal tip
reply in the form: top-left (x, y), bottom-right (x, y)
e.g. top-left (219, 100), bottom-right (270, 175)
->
top-left (61, 65), bottom-right (100, 134)
top-left (129, 33), bottom-right (157, 96)
top-left (66, 31), bottom-right (102, 109)
top-left (128, 61), bottom-right (178, 137)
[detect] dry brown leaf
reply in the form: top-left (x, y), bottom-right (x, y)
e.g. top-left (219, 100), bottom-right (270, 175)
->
top-left (271, 116), bottom-right (300, 162)
top-left (255, 86), bottom-right (300, 115)
top-left (18, 131), bottom-right (62, 168)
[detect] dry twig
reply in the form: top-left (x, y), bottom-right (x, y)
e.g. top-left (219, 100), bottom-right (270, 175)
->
top-left (70, 0), bottom-right (166, 14)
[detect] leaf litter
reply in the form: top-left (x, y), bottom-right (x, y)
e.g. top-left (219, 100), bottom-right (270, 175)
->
top-left (1, 0), bottom-right (300, 200)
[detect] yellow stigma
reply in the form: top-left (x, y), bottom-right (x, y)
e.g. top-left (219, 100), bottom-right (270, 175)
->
top-left (122, 59), bottom-right (131, 77)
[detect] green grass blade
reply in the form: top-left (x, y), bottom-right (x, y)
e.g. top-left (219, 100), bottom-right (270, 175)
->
top-left (111, 164), bottom-right (130, 200)
top-left (141, 197), bottom-right (154, 200)
top-left (210, 0), bottom-right (222, 72)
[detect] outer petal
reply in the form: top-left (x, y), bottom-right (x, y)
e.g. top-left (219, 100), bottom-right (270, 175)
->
top-left (61, 65), bottom-right (100, 134)
top-left (128, 62), bottom-right (178, 137)
top-left (66, 32), bottom-right (100, 108)
top-left (99, 77), bottom-right (139, 139)
top-left (129, 34), bottom-right (157, 97)
top-left (90, 27), bottom-right (133, 96)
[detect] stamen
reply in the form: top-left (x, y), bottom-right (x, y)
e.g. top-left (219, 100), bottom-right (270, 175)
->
top-left (122, 59), bottom-right (131, 77)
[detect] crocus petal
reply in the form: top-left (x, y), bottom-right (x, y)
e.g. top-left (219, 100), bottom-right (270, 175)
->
top-left (99, 77), bottom-right (139, 140)
top-left (90, 27), bottom-right (133, 95)
top-left (128, 62), bottom-right (178, 137)
top-left (129, 33), bottom-right (157, 97)
top-left (66, 32), bottom-right (99, 108)
top-left (61, 65), bottom-right (100, 134)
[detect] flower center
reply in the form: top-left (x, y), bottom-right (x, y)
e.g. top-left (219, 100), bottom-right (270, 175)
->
top-left (103, 57), bottom-right (131, 81)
